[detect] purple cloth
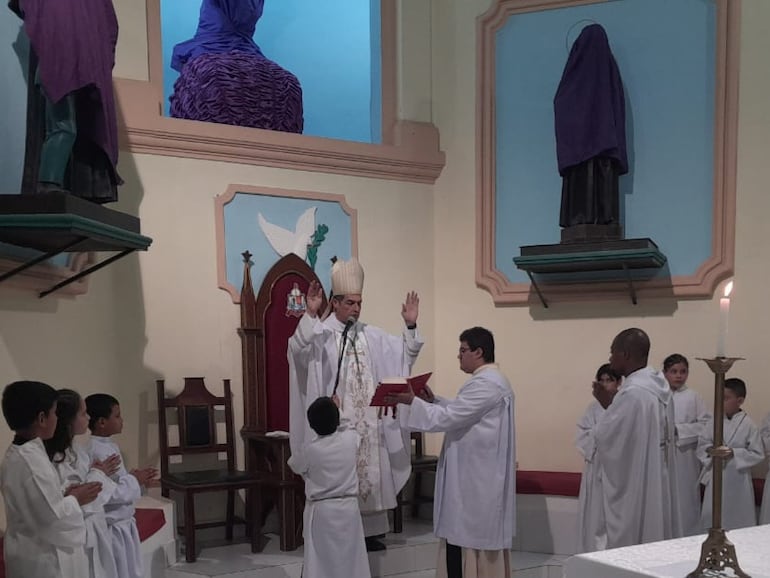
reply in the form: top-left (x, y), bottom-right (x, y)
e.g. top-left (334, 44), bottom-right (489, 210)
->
top-left (554, 24), bottom-right (628, 176)
top-left (171, 0), bottom-right (264, 72)
top-left (10, 0), bottom-right (120, 168)
top-left (169, 52), bottom-right (303, 134)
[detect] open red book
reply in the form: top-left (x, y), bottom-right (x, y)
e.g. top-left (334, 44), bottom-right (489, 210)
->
top-left (370, 372), bottom-right (432, 406)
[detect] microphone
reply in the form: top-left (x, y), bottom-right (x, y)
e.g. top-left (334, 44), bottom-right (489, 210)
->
top-left (333, 317), bottom-right (356, 396)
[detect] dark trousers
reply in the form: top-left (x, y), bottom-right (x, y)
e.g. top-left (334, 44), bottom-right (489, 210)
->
top-left (446, 541), bottom-right (463, 578)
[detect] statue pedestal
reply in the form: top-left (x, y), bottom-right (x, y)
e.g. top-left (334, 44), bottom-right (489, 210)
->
top-left (560, 224), bottom-right (623, 244)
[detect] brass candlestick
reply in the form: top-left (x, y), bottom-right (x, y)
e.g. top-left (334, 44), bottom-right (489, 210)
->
top-left (687, 357), bottom-right (749, 578)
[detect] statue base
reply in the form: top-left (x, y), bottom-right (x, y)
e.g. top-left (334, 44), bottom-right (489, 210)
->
top-left (561, 224), bottom-right (623, 243)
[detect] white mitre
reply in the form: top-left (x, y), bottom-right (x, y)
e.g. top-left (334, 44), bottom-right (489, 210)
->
top-left (331, 257), bottom-right (364, 295)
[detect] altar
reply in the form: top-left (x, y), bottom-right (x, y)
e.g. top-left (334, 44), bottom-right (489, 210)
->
top-left (564, 525), bottom-right (770, 578)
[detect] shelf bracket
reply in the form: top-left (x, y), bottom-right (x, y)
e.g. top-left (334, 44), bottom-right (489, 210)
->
top-left (622, 263), bottom-right (638, 305)
top-left (38, 248), bottom-right (137, 298)
top-left (525, 271), bottom-right (549, 308)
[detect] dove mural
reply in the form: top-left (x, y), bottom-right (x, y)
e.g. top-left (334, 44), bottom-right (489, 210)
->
top-left (258, 207), bottom-right (317, 261)
top-left (217, 189), bottom-right (356, 303)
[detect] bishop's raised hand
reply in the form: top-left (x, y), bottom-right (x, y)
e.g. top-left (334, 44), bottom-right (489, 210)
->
top-left (401, 291), bottom-right (419, 326)
top-left (306, 280), bottom-right (324, 318)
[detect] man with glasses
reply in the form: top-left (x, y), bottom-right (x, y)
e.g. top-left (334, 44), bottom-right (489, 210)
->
top-left (387, 327), bottom-right (516, 578)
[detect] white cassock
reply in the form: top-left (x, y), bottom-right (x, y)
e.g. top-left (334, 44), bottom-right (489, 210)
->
top-left (53, 444), bottom-right (119, 578)
top-left (401, 364), bottom-right (516, 555)
top-left (760, 412), bottom-right (770, 525)
top-left (575, 400), bottom-right (607, 553)
top-left (594, 366), bottom-right (681, 548)
top-left (0, 438), bottom-right (88, 578)
top-left (671, 386), bottom-right (711, 536)
top-left (298, 427), bottom-right (370, 578)
top-left (288, 314), bottom-right (422, 535)
top-left (87, 436), bottom-right (144, 578)
top-left (698, 411), bottom-right (764, 530)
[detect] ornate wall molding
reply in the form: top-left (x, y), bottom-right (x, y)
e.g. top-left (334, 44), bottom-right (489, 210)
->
top-left (115, 0), bottom-right (445, 184)
top-left (475, 0), bottom-right (739, 305)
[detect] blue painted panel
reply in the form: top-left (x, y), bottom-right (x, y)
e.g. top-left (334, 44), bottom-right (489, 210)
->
top-left (224, 193), bottom-right (353, 293)
top-left (160, 0), bottom-right (382, 143)
top-left (495, 0), bottom-right (715, 282)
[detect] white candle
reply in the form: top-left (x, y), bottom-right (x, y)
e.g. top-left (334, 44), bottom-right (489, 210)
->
top-left (717, 281), bottom-right (733, 357)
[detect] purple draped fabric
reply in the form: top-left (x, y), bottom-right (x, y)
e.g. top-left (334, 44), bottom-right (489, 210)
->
top-left (171, 0), bottom-right (265, 72)
top-left (554, 24), bottom-right (628, 176)
top-left (11, 0), bottom-right (120, 169)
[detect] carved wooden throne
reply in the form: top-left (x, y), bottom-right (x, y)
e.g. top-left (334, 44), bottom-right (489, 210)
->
top-left (239, 252), bottom-right (326, 551)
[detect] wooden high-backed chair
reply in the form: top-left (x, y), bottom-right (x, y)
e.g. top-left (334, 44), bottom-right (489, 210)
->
top-left (156, 377), bottom-right (262, 562)
top-left (238, 252), bottom-right (326, 551)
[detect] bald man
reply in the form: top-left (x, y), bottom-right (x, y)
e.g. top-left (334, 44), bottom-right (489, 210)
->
top-left (591, 328), bottom-right (682, 549)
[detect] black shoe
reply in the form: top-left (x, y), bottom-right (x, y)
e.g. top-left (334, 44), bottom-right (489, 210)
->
top-left (365, 537), bottom-right (387, 551)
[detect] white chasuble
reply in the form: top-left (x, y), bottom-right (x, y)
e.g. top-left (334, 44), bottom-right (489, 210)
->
top-left (288, 313), bottom-right (423, 533)
top-left (594, 367), bottom-right (681, 549)
top-left (698, 411), bottom-right (764, 530)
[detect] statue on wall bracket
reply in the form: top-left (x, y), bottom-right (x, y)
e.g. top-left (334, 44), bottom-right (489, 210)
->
top-left (8, 0), bottom-right (122, 203)
top-left (554, 23), bottom-right (627, 244)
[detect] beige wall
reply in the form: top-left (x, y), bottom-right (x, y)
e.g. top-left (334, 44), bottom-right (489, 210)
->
top-left (429, 0), bottom-right (770, 470)
top-left (1, 0), bottom-right (768, 529)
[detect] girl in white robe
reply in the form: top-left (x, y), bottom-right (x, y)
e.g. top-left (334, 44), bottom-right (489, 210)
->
top-left (697, 378), bottom-right (764, 530)
top-left (575, 363), bottom-right (621, 553)
top-left (298, 396), bottom-right (370, 578)
top-left (662, 354), bottom-right (711, 536)
top-left (45, 389), bottom-right (120, 578)
top-left (758, 412), bottom-right (770, 525)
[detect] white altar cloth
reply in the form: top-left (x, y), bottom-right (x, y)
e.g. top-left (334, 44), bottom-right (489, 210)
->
top-left (564, 524), bottom-right (770, 578)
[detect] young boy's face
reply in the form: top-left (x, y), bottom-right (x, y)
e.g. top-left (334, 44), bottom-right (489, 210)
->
top-left (723, 388), bottom-right (743, 418)
top-left (39, 401), bottom-right (58, 440)
top-left (664, 362), bottom-right (689, 391)
top-left (99, 403), bottom-right (123, 436)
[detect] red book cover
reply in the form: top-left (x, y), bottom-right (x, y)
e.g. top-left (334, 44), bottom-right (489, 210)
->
top-left (370, 372), bottom-right (432, 406)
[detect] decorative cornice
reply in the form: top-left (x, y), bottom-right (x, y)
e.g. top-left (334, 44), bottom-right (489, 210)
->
top-left (116, 0), bottom-right (445, 183)
top-left (476, 0), bottom-right (740, 305)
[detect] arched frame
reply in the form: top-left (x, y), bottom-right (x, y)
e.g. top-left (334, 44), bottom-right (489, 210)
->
top-left (113, 0), bottom-right (445, 183)
top-left (476, 0), bottom-right (740, 305)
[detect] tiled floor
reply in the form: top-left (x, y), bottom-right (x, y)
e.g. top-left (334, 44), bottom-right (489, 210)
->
top-left (164, 521), bottom-right (567, 578)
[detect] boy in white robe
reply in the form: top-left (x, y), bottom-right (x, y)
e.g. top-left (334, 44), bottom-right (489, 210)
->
top-left (388, 327), bottom-right (516, 578)
top-left (593, 328), bottom-right (681, 548)
top-left (697, 378), bottom-right (764, 530)
top-left (288, 258), bottom-right (423, 551)
top-left (575, 363), bottom-right (620, 553)
top-left (0, 380), bottom-right (102, 578)
top-left (45, 389), bottom-right (120, 578)
top-left (85, 393), bottom-right (158, 578)
top-left (297, 396), bottom-right (370, 578)
top-left (662, 353), bottom-right (711, 536)
top-left (759, 411), bottom-right (770, 524)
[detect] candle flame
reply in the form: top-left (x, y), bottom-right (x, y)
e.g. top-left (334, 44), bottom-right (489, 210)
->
top-left (724, 281), bottom-right (733, 298)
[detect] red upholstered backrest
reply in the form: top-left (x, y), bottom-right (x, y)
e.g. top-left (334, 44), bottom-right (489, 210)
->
top-left (263, 274), bottom-right (308, 432)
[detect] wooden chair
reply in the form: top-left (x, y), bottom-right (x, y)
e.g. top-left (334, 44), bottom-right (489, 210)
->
top-left (238, 252), bottom-right (327, 551)
top-left (157, 377), bottom-right (262, 562)
top-left (393, 431), bottom-right (439, 533)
